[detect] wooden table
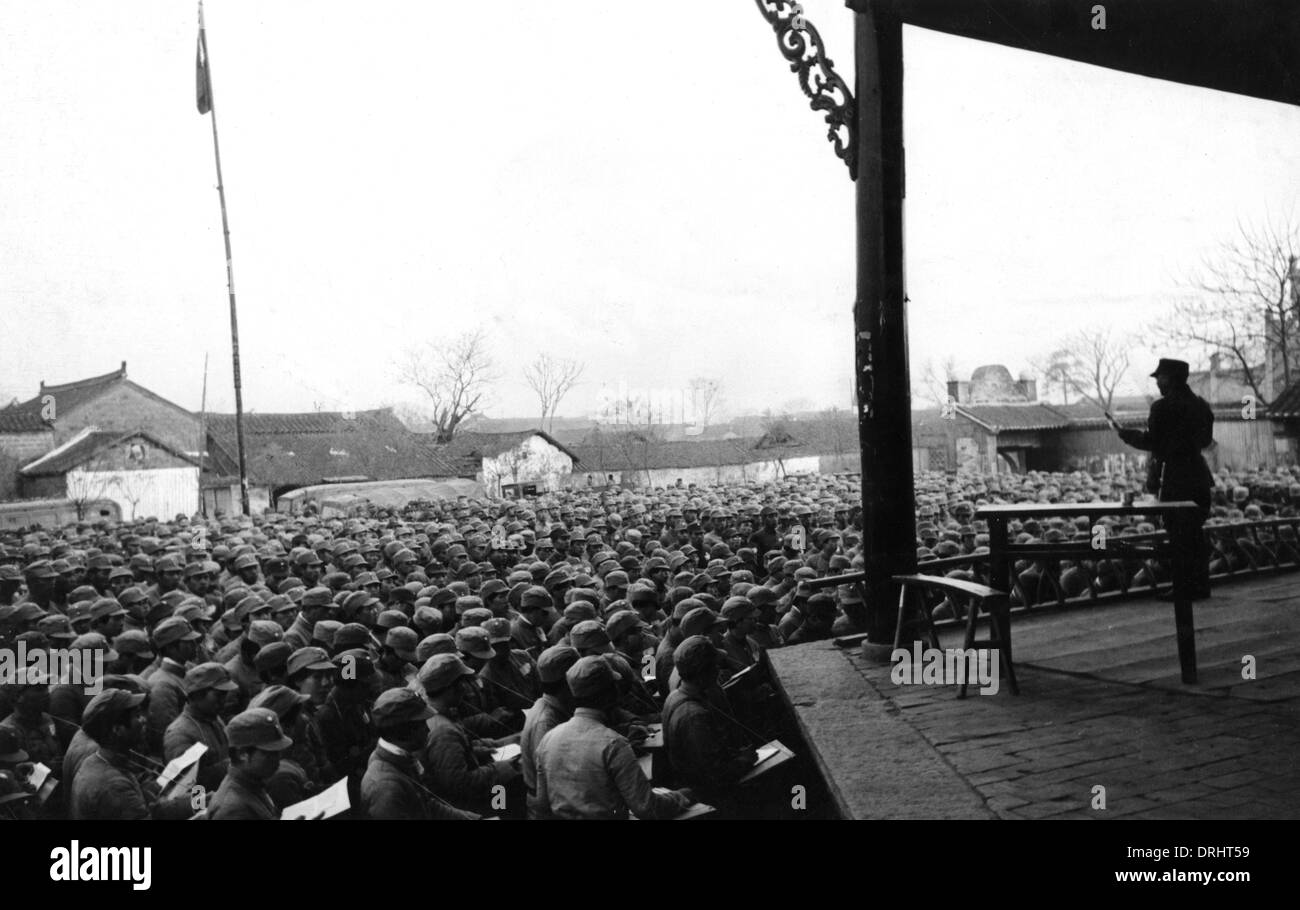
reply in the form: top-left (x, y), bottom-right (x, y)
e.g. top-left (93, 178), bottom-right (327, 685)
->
top-left (975, 501), bottom-right (1203, 684)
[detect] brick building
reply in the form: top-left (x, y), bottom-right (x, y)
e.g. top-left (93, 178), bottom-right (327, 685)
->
top-left (0, 362), bottom-right (200, 457)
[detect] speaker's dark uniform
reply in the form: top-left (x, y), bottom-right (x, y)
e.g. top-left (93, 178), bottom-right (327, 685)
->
top-left (1118, 359), bottom-right (1215, 596)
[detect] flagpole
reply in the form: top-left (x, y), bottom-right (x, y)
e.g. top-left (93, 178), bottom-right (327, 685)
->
top-left (197, 351), bottom-right (208, 517)
top-left (198, 1), bottom-right (251, 517)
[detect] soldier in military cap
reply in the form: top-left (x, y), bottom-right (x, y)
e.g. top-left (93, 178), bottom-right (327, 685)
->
top-left (144, 615), bottom-right (200, 751)
top-left (477, 617), bottom-right (540, 730)
top-left (519, 644), bottom-right (579, 818)
top-left (511, 586), bottom-right (552, 657)
top-left (533, 656), bottom-right (692, 820)
top-left (207, 708), bottom-right (294, 820)
top-left (164, 661), bottom-right (238, 791)
top-left (661, 635), bottom-right (757, 810)
top-left (294, 549), bottom-right (325, 589)
top-left (68, 688), bottom-right (154, 820)
top-left (283, 586), bottom-right (335, 651)
top-left (0, 669), bottom-right (61, 773)
top-left (148, 554), bottom-right (186, 603)
top-left (418, 653), bottom-right (521, 816)
top-left (360, 687), bottom-right (478, 820)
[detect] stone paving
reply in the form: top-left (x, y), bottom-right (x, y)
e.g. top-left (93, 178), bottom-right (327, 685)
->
top-left (767, 575), bottom-right (1300, 820)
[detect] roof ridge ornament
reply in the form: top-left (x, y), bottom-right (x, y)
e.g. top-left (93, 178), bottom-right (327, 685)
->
top-left (753, 0), bottom-right (857, 179)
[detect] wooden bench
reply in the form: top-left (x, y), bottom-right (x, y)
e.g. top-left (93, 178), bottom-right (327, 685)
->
top-left (891, 574), bottom-right (1019, 697)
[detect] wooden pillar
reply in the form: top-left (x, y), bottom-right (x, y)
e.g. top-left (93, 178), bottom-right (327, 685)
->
top-left (853, 0), bottom-right (916, 641)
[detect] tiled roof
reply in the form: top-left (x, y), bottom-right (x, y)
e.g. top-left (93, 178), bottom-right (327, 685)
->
top-left (437, 430), bottom-right (580, 466)
top-left (0, 410), bottom-right (52, 433)
top-left (205, 408), bottom-right (459, 486)
top-left (956, 403), bottom-right (1072, 432)
top-left (2, 364), bottom-right (126, 421)
top-left (571, 436), bottom-right (762, 472)
top-left (1269, 378), bottom-right (1300, 418)
top-left (21, 429), bottom-right (197, 477)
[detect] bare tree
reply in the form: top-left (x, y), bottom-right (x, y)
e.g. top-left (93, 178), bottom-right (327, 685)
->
top-left (1028, 348), bottom-right (1076, 406)
top-left (523, 354), bottom-right (585, 434)
top-left (757, 410), bottom-right (796, 478)
top-left (397, 330), bottom-right (494, 443)
top-left (1031, 329), bottom-right (1134, 411)
top-left (687, 377), bottom-right (725, 429)
top-left (1153, 217), bottom-right (1300, 407)
top-left (918, 356), bottom-right (958, 410)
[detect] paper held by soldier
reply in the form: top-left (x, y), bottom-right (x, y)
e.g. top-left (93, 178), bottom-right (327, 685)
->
top-left (492, 743), bottom-right (521, 762)
top-left (28, 763), bottom-right (58, 805)
top-left (281, 777), bottom-right (350, 821)
top-left (640, 723), bottom-right (664, 750)
top-left (156, 742), bottom-right (207, 790)
top-left (739, 740), bottom-right (794, 783)
top-left (650, 789), bottom-right (716, 820)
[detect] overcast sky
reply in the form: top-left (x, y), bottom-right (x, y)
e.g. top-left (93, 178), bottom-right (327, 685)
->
top-left (2, 1), bottom-right (1297, 422)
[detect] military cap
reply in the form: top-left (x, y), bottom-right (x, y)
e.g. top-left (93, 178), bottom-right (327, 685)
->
top-left (353, 570), bottom-right (379, 588)
top-left (603, 570), bottom-right (630, 591)
top-left (226, 708), bottom-right (293, 751)
top-left (569, 619), bottom-right (612, 653)
top-left (520, 585), bottom-right (552, 609)
top-left (543, 567), bottom-right (574, 589)
top-left (376, 609), bottom-right (409, 631)
top-left (300, 586), bottom-right (334, 608)
top-left (65, 600), bottom-right (95, 627)
top-left (234, 595), bottom-right (272, 623)
top-left (295, 551), bottom-right (324, 568)
top-left (69, 632), bottom-right (118, 661)
top-left (373, 686), bottom-right (434, 727)
top-left (384, 626), bottom-right (419, 662)
top-left (311, 620), bottom-right (342, 647)
top-left (254, 641), bottom-right (293, 674)
top-left (89, 597), bottom-right (127, 621)
top-left (248, 619), bottom-right (284, 647)
top-left (673, 635), bottom-right (717, 678)
top-left (681, 606), bottom-right (725, 637)
top-left (453, 595), bottom-right (484, 616)
top-left (231, 552), bottom-right (259, 572)
top-left (339, 590), bottom-right (379, 619)
top-left (562, 601), bottom-right (599, 625)
top-left (154, 554), bottom-right (184, 573)
top-left (37, 613), bottom-right (77, 640)
top-left (536, 644), bottom-right (580, 684)
top-left (460, 607), bottom-right (492, 629)
top-left (0, 727), bottom-right (29, 764)
top-left (416, 633), bottom-right (457, 663)
top-left (183, 661), bottom-right (239, 695)
top-left (455, 626), bottom-right (494, 661)
top-left (67, 584), bottom-right (99, 605)
top-left (671, 597), bottom-right (704, 622)
top-left (481, 617), bottom-right (512, 645)
top-left (566, 654), bottom-right (617, 699)
top-left (287, 646), bottom-right (336, 677)
top-left (412, 606), bottom-right (443, 635)
top-left (806, 591), bottom-right (838, 616)
top-left (152, 615), bottom-right (200, 647)
top-left (111, 629), bottom-right (153, 658)
top-left (81, 687), bottom-right (147, 730)
top-left (417, 652), bottom-right (476, 692)
top-left (333, 623), bottom-right (371, 649)
top-left (264, 555), bottom-right (289, 573)
top-left (479, 579), bottom-right (509, 600)
top-left (604, 610), bottom-right (644, 642)
top-left (720, 596), bottom-right (755, 622)
top-left (249, 684), bottom-right (309, 719)
top-left (265, 594), bottom-right (296, 616)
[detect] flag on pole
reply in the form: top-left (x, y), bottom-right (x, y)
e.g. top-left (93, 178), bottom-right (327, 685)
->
top-left (196, 9), bottom-right (212, 114)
